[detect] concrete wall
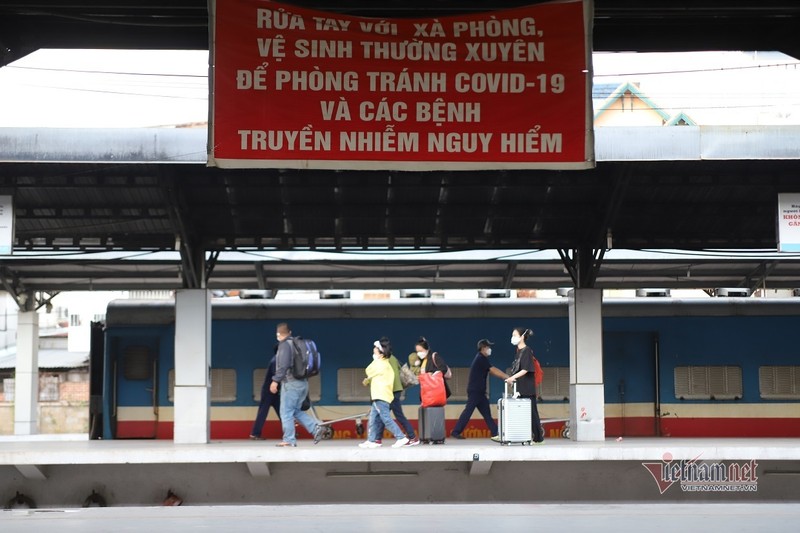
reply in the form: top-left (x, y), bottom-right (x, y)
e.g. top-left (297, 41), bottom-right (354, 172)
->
top-left (0, 404), bottom-right (89, 435)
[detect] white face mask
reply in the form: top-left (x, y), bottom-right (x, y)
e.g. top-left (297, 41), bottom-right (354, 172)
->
top-left (276, 333), bottom-right (282, 341)
top-left (510, 336), bottom-right (521, 346)
top-left (417, 351), bottom-right (427, 358)
top-left (485, 348), bottom-right (492, 356)
top-left (372, 353), bottom-right (382, 361)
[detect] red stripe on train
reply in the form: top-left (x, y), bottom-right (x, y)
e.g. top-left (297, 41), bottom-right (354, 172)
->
top-left (114, 417), bottom-right (800, 439)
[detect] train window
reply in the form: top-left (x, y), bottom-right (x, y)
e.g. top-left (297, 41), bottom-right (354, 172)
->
top-left (210, 369), bottom-right (237, 402)
top-left (337, 368), bottom-right (371, 402)
top-left (539, 367), bottom-right (570, 401)
top-left (167, 368), bottom-right (237, 402)
top-left (448, 368), bottom-right (471, 402)
top-left (123, 346), bottom-right (152, 380)
top-left (759, 366), bottom-right (800, 400)
top-left (674, 365), bottom-right (742, 400)
top-left (252, 369), bottom-right (321, 403)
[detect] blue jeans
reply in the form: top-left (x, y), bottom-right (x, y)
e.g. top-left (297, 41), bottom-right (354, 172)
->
top-left (374, 390), bottom-right (416, 439)
top-left (250, 378), bottom-right (280, 437)
top-left (452, 392), bottom-right (497, 437)
top-left (279, 379), bottom-right (318, 445)
top-left (367, 399), bottom-right (405, 442)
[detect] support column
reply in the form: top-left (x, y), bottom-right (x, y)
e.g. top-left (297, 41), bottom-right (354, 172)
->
top-left (173, 289), bottom-right (211, 443)
top-left (568, 288), bottom-right (605, 441)
top-left (14, 310), bottom-right (39, 435)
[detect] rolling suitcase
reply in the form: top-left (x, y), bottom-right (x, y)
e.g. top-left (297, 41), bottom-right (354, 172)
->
top-left (497, 382), bottom-right (532, 445)
top-left (418, 406), bottom-right (446, 444)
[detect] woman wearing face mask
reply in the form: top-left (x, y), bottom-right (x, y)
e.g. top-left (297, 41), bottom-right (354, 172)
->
top-left (451, 339), bottom-right (509, 440)
top-left (359, 340), bottom-right (411, 449)
top-left (414, 337), bottom-right (452, 395)
top-left (504, 328), bottom-right (545, 443)
top-left (372, 337), bottom-right (419, 446)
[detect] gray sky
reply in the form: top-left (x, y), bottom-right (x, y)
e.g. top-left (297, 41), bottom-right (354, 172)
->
top-left (0, 49), bottom-right (798, 127)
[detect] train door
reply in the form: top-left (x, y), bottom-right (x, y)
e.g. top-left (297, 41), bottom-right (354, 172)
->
top-left (603, 332), bottom-right (658, 437)
top-left (110, 338), bottom-right (160, 439)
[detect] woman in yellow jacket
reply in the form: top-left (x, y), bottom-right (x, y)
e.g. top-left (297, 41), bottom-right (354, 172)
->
top-left (360, 340), bottom-right (411, 449)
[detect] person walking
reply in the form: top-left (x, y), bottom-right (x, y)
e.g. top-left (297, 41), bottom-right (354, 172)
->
top-left (372, 337), bottom-right (420, 446)
top-left (503, 327), bottom-right (545, 443)
top-left (249, 346), bottom-right (281, 439)
top-left (450, 339), bottom-right (508, 440)
top-left (359, 339), bottom-right (411, 449)
top-left (269, 322), bottom-right (322, 447)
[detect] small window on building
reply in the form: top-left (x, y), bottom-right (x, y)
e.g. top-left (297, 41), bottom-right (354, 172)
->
top-left (168, 368), bottom-right (237, 403)
top-left (39, 374), bottom-right (60, 402)
top-left (70, 314), bottom-right (82, 327)
top-left (122, 346), bottom-right (152, 380)
top-left (337, 368), bottom-right (371, 402)
top-left (759, 366), bottom-right (800, 400)
top-left (539, 366), bottom-right (570, 401)
top-left (674, 365), bottom-right (742, 400)
top-left (2, 377), bottom-right (14, 402)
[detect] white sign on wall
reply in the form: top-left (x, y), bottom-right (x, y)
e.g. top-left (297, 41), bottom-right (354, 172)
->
top-left (0, 196), bottom-right (13, 255)
top-left (778, 193), bottom-right (800, 252)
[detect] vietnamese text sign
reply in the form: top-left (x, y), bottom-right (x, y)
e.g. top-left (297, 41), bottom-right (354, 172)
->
top-left (778, 193), bottom-right (800, 252)
top-left (210, 0), bottom-right (594, 170)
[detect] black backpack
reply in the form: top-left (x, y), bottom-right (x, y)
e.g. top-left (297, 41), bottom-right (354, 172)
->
top-left (291, 337), bottom-right (321, 379)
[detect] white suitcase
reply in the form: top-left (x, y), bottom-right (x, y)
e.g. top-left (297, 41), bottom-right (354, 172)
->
top-left (497, 382), bottom-right (532, 445)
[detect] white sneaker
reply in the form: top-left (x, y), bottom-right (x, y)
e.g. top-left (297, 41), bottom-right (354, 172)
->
top-left (358, 440), bottom-right (381, 449)
top-left (392, 437), bottom-right (410, 448)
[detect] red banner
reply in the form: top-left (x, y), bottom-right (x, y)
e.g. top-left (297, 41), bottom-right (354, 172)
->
top-left (210, 0), bottom-right (594, 170)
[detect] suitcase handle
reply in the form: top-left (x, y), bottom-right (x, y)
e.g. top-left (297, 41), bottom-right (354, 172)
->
top-left (504, 381), bottom-right (520, 399)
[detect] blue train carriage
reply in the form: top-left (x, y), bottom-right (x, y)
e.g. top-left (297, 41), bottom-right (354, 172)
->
top-left (98, 297), bottom-right (800, 440)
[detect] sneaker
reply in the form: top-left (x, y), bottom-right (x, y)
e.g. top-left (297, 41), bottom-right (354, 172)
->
top-left (490, 435), bottom-right (501, 443)
top-left (275, 441), bottom-right (296, 447)
top-left (358, 440), bottom-right (381, 449)
top-left (405, 437), bottom-right (420, 446)
top-left (392, 437), bottom-right (410, 448)
top-left (375, 439), bottom-right (382, 445)
top-left (249, 435), bottom-right (265, 440)
top-left (450, 431), bottom-right (465, 440)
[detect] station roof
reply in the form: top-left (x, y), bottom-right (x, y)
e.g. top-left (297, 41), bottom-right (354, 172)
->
top-left (0, 2), bottom-right (799, 293)
top-left (1, 126), bottom-right (798, 292)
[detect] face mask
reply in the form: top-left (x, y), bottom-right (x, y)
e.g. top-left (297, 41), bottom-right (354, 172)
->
top-left (276, 333), bottom-right (282, 341)
top-left (485, 348), bottom-right (492, 356)
top-left (510, 336), bottom-right (521, 346)
top-left (417, 351), bottom-right (427, 358)
top-left (372, 353), bottom-right (381, 361)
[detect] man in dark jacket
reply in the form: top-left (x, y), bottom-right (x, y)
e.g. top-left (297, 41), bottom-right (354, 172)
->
top-left (249, 347), bottom-right (280, 440)
top-left (450, 339), bottom-right (508, 440)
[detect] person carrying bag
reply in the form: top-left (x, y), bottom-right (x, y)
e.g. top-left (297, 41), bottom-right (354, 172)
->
top-left (416, 336), bottom-right (451, 407)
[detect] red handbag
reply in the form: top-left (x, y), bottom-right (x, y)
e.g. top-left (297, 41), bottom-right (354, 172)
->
top-left (419, 371), bottom-right (447, 407)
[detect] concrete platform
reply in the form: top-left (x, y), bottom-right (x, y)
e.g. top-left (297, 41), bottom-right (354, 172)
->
top-left (3, 503), bottom-right (800, 533)
top-left (1, 438), bottom-right (798, 506)
top-left (2, 437), bottom-right (800, 466)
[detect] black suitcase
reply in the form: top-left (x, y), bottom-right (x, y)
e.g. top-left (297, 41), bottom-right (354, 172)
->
top-left (418, 406), bottom-right (446, 444)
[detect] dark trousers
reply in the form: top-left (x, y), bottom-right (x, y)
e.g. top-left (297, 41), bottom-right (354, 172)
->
top-left (251, 379), bottom-right (281, 437)
top-left (453, 392), bottom-right (498, 437)
top-left (521, 394), bottom-right (545, 442)
top-left (375, 390), bottom-right (416, 439)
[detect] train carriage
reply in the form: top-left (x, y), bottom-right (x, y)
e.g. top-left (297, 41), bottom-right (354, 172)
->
top-left (96, 297), bottom-right (800, 440)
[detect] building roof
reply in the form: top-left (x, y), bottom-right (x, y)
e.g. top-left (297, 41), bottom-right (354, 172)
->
top-left (0, 348), bottom-right (89, 370)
